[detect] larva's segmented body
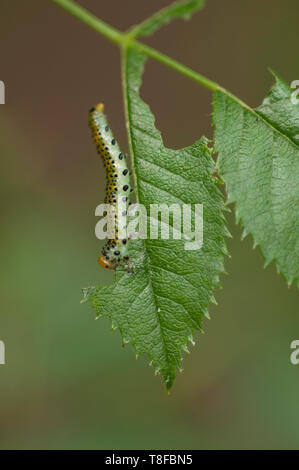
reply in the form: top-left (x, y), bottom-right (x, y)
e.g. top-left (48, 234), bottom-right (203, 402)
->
top-left (89, 103), bottom-right (131, 271)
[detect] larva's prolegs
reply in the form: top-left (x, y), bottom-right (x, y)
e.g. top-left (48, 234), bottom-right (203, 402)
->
top-left (89, 103), bottom-right (131, 271)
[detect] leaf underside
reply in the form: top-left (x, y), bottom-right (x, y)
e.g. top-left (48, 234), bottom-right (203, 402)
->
top-left (213, 73), bottom-right (299, 287)
top-left (83, 46), bottom-right (227, 390)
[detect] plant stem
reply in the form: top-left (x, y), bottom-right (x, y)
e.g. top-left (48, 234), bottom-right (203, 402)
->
top-left (50, 0), bottom-right (230, 94)
top-left (50, 0), bottom-right (124, 45)
top-left (133, 41), bottom-right (221, 93)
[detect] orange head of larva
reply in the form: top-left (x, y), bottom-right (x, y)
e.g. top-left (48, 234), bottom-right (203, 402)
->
top-left (98, 255), bottom-right (117, 270)
top-left (95, 103), bottom-right (104, 112)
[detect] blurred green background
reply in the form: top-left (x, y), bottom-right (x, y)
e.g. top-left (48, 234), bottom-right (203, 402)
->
top-left (0, 0), bottom-right (298, 450)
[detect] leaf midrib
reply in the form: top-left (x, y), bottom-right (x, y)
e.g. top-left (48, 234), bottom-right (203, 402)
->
top-left (121, 47), bottom-right (172, 373)
top-left (223, 91), bottom-right (299, 150)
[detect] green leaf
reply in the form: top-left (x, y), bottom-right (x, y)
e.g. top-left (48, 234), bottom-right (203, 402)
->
top-left (256, 72), bottom-right (299, 145)
top-left (129, 0), bottom-right (205, 38)
top-left (213, 72), bottom-right (299, 287)
top-left (83, 48), bottom-right (227, 390)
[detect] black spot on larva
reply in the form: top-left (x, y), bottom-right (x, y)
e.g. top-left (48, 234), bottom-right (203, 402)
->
top-left (123, 169), bottom-right (128, 175)
top-left (114, 251), bottom-right (120, 256)
top-left (123, 185), bottom-right (129, 191)
top-left (122, 197), bottom-right (128, 202)
top-left (124, 256), bottom-right (129, 260)
top-left (111, 139), bottom-right (116, 145)
top-left (119, 153), bottom-right (123, 160)
top-left (122, 239), bottom-right (127, 245)
top-left (130, 188), bottom-right (133, 192)
top-left (105, 126), bottom-right (109, 131)
top-left (105, 147), bottom-right (108, 150)
top-left (89, 107), bottom-right (95, 113)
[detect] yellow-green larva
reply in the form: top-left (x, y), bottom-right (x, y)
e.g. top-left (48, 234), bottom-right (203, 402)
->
top-left (89, 103), bottom-right (131, 271)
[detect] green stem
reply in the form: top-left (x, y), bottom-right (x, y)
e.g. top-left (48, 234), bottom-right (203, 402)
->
top-left (50, 0), bottom-right (124, 45)
top-left (50, 0), bottom-right (222, 89)
top-left (49, 0), bottom-right (248, 106)
top-left (133, 41), bottom-right (221, 93)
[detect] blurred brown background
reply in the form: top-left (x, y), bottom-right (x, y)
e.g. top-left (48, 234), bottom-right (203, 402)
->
top-left (0, 0), bottom-right (298, 449)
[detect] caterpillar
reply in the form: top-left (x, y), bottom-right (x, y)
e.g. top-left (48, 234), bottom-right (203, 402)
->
top-left (89, 103), bottom-right (132, 271)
